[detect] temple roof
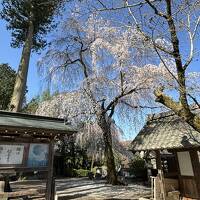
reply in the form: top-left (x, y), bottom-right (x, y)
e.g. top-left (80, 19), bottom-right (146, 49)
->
top-left (131, 111), bottom-right (200, 151)
top-left (0, 110), bottom-right (77, 135)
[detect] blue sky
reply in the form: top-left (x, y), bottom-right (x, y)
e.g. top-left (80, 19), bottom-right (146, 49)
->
top-left (1, 2), bottom-right (200, 141)
top-left (1, 2), bottom-right (199, 103)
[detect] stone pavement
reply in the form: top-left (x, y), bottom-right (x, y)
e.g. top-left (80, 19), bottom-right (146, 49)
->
top-left (11, 177), bottom-right (151, 200)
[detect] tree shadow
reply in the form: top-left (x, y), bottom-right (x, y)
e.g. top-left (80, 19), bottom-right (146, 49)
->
top-left (57, 191), bottom-right (95, 200)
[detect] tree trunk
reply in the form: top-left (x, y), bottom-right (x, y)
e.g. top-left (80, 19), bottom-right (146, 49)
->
top-left (97, 113), bottom-right (118, 185)
top-left (153, 0), bottom-right (200, 134)
top-left (9, 20), bottom-right (34, 112)
top-left (71, 135), bottom-right (76, 168)
top-left (90, 152), bottom-right (96, 172)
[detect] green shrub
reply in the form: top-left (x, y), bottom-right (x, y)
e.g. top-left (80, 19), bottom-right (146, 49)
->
top-left (73, 169), bottom-right (89, 177)
top-left (91, 167), bottom-right (97, 175)
top-left (129, 155), bottom-right (147, 179)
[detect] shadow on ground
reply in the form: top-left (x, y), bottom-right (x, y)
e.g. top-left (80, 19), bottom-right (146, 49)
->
top-left (11, 177), bottom-right (151, 200)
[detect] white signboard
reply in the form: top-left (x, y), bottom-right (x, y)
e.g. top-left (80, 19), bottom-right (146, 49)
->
top-left (177, 151), bottom-right (194, 176)
top-left (0, 145), bottom-right (24, 165)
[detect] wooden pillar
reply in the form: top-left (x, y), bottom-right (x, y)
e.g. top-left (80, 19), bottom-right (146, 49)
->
top-left (155, 150), bottom-right (166, 200)
top-left (155, 150), bottom-right (162, 170)
top-left (46, 141), bottom-right (55, 200)
top-left (190, 150), bottom-right (200, 199)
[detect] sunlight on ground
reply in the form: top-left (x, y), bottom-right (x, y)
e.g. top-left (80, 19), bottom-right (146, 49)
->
top-left (11, 177), bottom-right (151, 200)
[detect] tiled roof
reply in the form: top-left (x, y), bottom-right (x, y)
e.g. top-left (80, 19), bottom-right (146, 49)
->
top-left (131, 111), bottom-right (200, 151)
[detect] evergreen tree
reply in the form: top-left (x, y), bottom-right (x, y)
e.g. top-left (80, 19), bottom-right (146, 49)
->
top-left (22, 89), bottom-right (59, 114)
top-left (0, 64), bottom-right (16, 110)
top-left (1, 0), bottom-right (64, 112)
top-left (40, 89), bottom-right (52, 101)
top-left (22, 96), bottom-right (40, 114)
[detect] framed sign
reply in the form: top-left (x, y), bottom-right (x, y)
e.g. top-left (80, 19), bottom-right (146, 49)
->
top-left (177, 151), bottom-right (194, 176)
top-left (0, 144), bottom-right (24, 165)
top-left (27, 144), bottom-right (49, 167)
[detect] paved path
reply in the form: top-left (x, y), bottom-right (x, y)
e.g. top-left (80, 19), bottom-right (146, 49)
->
top-left (11, 177), bottom-right (151, 200)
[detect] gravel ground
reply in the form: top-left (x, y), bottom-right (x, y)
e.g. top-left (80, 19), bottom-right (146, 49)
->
top-left (11, 177), bottom-right (151, 200)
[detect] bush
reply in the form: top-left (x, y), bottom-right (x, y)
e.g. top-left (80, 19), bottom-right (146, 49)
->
top-left (129, 155), bottom-right (147, 179)
top-left (91, 167), bottom-right (97, 175)
top-left (73, 169), bottom-right (90, 177)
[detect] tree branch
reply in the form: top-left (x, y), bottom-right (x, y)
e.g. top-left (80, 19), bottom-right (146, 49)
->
top-left (183, 15), bottom-right (200, 70)
top-left (120, 71), bottom-right (125, 94)
top-left (97, 0), bottom-right (153, 12)
top-left (152, 37), bottom-right (179, 84)
top-left (154, 86), bottom-right (182, 112)
top-left (125, 0), bottom-right (174, 56)
top-left (109, 105), bottom-right (115, 118)
top-left (145, 0), bottom-right (168, 19)
top-left (106, 86), bottom-right (149, 112)
top-left (187, 93), bottom-right (200, 109)
top-left (120, 100), bottom-right (161, 110)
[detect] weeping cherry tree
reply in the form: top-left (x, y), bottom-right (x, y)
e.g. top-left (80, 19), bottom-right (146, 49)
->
top-left (38, 14), bottom-right (175, 184)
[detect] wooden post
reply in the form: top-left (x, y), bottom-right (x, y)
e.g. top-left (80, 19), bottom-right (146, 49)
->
top-left (46, 141), bottom-right (54, 200)
top-left (151, 176), bottom-right (154, 199)
top-left (155, 150), bottom-right (162, 170)
top-left (190, 150), bottom-right (200, 199)
top-left (158, 169), bottom-right (167, 200)
top-left (155, 150), bottom-right (167, 200)
top-left (174, 151), bottom-right (183, 197)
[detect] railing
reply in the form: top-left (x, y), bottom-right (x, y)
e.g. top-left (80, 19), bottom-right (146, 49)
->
top-left (151, 174), bottom-right (180, 200)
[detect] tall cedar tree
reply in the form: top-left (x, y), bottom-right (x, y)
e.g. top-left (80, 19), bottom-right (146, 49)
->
top-left (1, 0), bottom-right (63, 111)
top-left (0, 64), bottom-right (16, 110)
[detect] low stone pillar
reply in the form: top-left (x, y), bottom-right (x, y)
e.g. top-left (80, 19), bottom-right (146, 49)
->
top-left (167, 191), bottom-right (180, 200)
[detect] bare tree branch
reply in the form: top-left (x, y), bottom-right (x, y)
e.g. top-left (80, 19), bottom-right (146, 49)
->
top-left (106, 86), bottom-right (149, 113)
top-left (120, 100), bottom-right (161, 110)
top-left (145, 0), bottom-right (168, 19)
top-left (187, 93), bottom-right (200, 109)
top-left (184, 15), bottom-right (200, 69)
top-left (97, 0), bottom-right (152, 12)
top-left (152, 36), bottom-right (179, 84)
top-left (125, 0), bottom-right (174, 56)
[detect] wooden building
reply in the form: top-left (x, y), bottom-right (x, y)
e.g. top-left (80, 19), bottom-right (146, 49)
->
top-left (0, 110), bottom-right (77, 200)
top-left (131, 111), bottom-right (200, 200)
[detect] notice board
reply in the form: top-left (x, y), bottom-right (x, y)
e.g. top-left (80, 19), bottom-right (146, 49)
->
top-left (0, 143), bottom-right (49, 168)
